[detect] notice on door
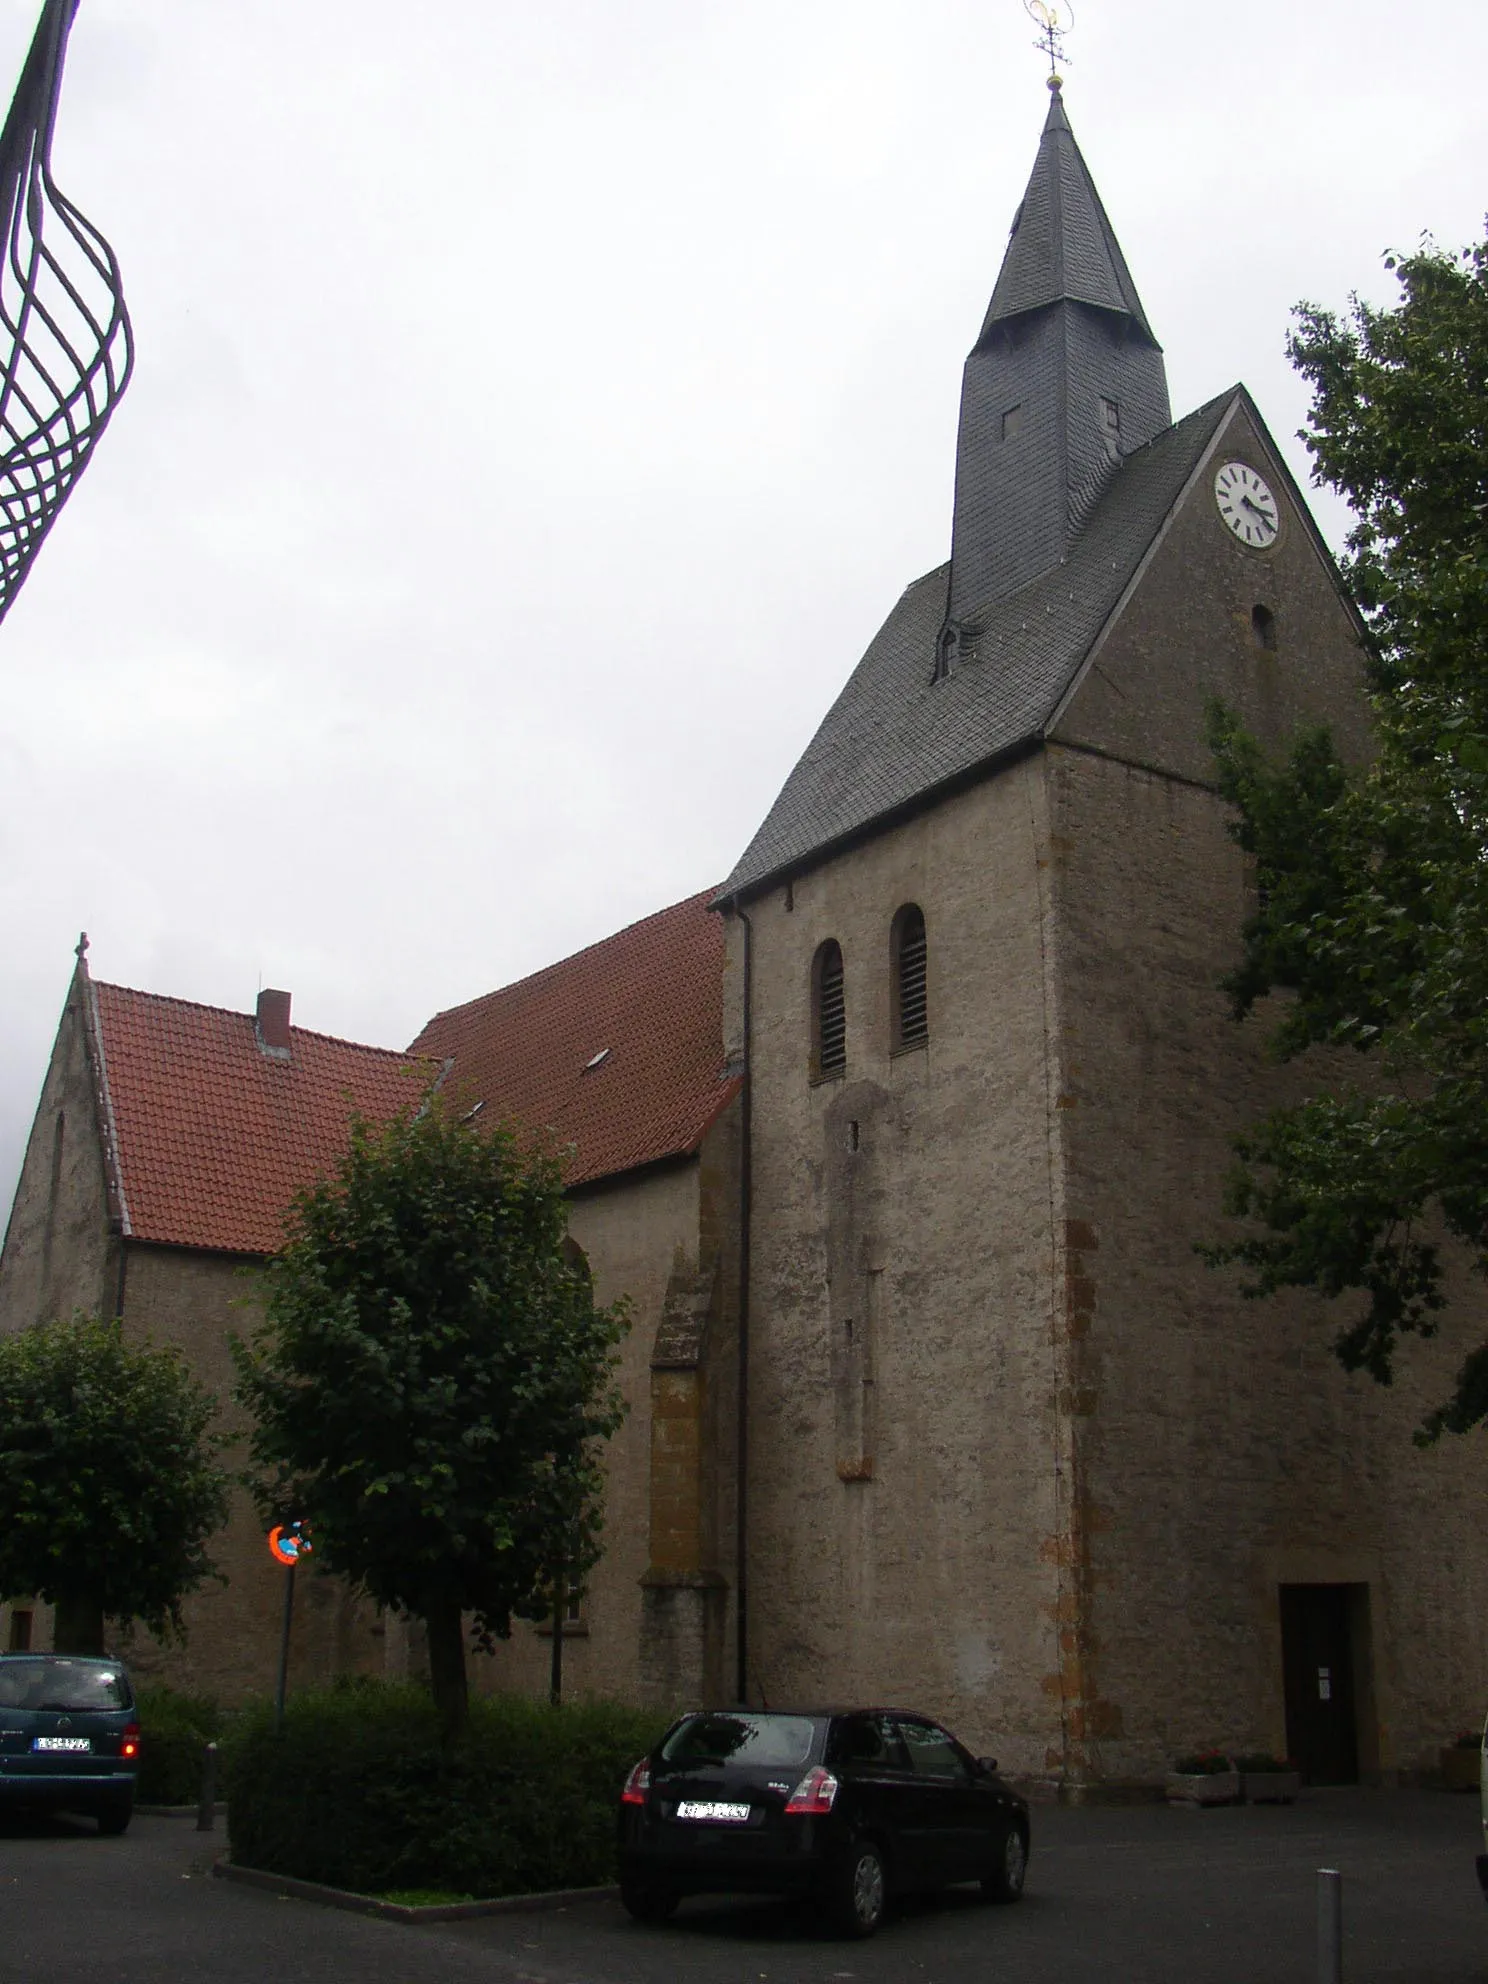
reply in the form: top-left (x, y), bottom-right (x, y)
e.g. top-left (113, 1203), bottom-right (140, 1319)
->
top-left (1318, 1667), bottom-right (1332, 1701)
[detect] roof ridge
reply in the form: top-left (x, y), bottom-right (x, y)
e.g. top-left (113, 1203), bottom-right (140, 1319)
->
top-left (93, 979), bottom-right (416, 1063)
top-left (421, 883), bottom-right (723, 1031)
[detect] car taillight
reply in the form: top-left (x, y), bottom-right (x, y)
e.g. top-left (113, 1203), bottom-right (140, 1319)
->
top-left (784, 1766), bottom-right (839, 1815)
top-left (621, 1758), bottom-right (651, 1805)
top-left (120, 1721), bottom-right (141, 1760)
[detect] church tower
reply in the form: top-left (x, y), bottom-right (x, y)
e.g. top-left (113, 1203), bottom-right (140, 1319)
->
top-left (943, 82), bottom-right (1170, 637)
top-left (715, 78), bottom-right (1488, 1796)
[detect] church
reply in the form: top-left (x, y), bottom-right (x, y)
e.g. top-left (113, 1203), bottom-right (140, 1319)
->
top-left (4, 82), bottom-right (1486, 1795)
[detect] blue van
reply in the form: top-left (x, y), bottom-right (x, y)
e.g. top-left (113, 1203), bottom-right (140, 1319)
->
top-left (0, 1654), bottom-right (140, 1834)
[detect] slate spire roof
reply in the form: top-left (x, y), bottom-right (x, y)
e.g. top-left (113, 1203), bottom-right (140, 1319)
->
top-left (719, 89), bottom-right (1231, 904)
top-left (982, 83), bottom-right (1156, 340)
top-left (946, 82), bottom-right (1171, 623)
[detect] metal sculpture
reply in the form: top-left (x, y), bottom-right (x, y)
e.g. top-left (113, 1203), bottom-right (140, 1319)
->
top-left (1025, 0), bottom-right (1074, 83)
top-left (0, 0), bottom-right (131, 627)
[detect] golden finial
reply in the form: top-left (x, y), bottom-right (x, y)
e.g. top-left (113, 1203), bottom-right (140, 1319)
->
top-left (1024, 0), bottom-right (1073, 82)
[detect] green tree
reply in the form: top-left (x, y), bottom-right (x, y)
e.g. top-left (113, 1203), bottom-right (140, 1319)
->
top-left (1205, 226), bottom-right (1488, 1440)
top-left (233, 1106), bottom-right (629, 1736)
top-left (0, 1315), bottom-right (230, 1653)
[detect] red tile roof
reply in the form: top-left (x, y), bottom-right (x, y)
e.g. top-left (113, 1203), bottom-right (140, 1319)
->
top-left (410, 889), bottom-right (737, 1190)
top-left (91, 981), bottom-right (430, 1255)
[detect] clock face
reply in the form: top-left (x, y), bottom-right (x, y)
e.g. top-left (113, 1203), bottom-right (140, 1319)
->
top-left (1214, 461), bottom-right (1280, 547)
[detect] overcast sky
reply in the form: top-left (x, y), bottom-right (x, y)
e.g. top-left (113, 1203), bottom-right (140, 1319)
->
top-left (2, 0), bottom-right (1486, 1215)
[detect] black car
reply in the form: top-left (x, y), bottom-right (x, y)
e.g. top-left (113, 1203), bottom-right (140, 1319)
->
top-left (617, 1707), bottom-right (1030, 1936)
top-left (0, 1654), bottom-right (141, 1834)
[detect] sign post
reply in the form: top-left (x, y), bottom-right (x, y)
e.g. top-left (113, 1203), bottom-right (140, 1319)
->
top-left (549, 1561), bottom-right (566, 1708)
top-left (267, 1523), bottom-right (311, 1734)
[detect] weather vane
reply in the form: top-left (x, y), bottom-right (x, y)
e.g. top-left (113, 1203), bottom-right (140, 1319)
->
top-left (1024, 0), bottom-right (1073, 87)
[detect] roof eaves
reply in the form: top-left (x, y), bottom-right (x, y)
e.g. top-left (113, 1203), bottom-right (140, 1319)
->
top-left (715, 736), bottom-right (1044, 910)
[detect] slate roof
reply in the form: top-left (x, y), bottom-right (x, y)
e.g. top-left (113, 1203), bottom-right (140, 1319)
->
top-left (720, 388), bottom-right (1236, 901)
top-left (984, 84), bottom-right (1157, 343)
top-left (409, 888), bottom-right (738, 1191)
top-left (90, 980), bottom-right (429, 1254)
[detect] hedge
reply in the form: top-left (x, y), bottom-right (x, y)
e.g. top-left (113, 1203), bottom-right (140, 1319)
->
top-left (224, 1681), bottom-right (668, 1897)
top-left (133, 1686), bottom-right (228, 1805)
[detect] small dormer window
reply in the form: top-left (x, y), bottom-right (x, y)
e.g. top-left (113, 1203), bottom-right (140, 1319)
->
top-left (1100, 396), bottom-right (1120, 437)
top-left (934, 625), bottom-right (958, 682)
top-left (1001, 403), bottom-right (1024, 441)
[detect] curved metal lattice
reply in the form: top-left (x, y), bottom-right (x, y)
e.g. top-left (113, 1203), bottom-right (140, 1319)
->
top-left (0, 0), bottom-right (131, 627)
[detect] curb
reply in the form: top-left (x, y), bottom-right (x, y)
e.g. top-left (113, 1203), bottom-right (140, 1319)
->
top-left (136, 1802), bottom-right (227, 1818)
top-left (211, 1861), bottom-right (618, 1922)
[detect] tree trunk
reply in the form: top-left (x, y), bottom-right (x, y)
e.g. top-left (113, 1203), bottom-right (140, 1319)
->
top-left (53, 1592), bottom-right (105, 1655)
top-left (424, 1594), bottom-right (468, 1739)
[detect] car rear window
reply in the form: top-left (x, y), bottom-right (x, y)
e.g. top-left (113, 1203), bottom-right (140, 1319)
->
top-left (661, 1713), bottom-right (818, 1768)
top-left (0, 1659), bottom-right (132, 1711)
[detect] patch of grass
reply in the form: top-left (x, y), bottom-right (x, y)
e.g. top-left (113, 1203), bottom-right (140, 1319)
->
top-left (376, 1887), bottom-right (480, 1907)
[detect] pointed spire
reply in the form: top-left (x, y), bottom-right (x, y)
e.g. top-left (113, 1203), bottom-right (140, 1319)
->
top-left (983, 83), bottom-right (1156, 343)
top-left (943, 89), bottom-right (1171, 626)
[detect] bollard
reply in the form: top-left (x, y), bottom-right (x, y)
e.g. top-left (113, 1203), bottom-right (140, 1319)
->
top-left (196, 1740), bottom-right (218, 1833)
top-left (1317, 1867), bottom-right (1342, 1984)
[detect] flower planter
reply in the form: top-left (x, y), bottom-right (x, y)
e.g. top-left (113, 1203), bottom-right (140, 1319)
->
top-left (1165, 1769), bottom-right (1241, 1807)
top-left (1439, 1746), bottom-right (1481, 1793)
top-left (1242, 1770), bottom-right (1300, 1804)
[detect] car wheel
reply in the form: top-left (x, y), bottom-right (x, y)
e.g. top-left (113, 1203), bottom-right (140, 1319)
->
top-left (831, 1839), bottom-right (887, 1938)
top-left (95, 1796), bottom-right (133, 1838)
top-left (619, 1878), bottom-right (679, 1924)
top-left (980, 1822), bottom-right (1027, 1903)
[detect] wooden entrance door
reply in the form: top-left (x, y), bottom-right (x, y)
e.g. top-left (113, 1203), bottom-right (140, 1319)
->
top-left (1280, 1583), bottom-right (1360, 1785)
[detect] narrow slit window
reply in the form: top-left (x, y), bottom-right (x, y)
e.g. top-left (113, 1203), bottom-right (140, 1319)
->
top-left (813, 939), bottom-right (847, 1079)
top-left (892, 905), bottom-right (928, 1050)
top-left (1252, 603), bottom-right (1277, 651)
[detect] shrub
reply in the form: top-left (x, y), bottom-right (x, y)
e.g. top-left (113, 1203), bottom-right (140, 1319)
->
top-left (1172, 1749), bottom-right (1235, 1775)
top-left (224, 1682), bottom-right (667, 1897)
top-left (134, 1685), bottom-right (225, 1805)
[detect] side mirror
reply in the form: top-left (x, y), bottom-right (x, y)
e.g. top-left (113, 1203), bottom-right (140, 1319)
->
top-left (977, 1756), bottom-right (999, 1776)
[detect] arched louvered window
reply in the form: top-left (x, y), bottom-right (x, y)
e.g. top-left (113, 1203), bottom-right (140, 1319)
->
top-left (891, 904), bottom-right (928, 1051)
top-left (812, 939), bottom-right (847, 1080)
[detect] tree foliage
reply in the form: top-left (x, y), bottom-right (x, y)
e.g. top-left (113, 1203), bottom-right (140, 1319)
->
top-left (233, 1106), bottom-right (629, 1734)
top-left (0, 1315), bottom-right (230, 1652)
top-left (1205, 227), bottom-right (1488, 1439)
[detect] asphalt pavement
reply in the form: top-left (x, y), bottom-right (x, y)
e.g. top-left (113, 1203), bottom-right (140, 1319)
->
top-left (3, 1787), bottom-right (1484, 1983)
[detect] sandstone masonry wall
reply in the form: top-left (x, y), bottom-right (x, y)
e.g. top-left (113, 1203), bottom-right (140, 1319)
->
top-left (735, 763), bottom-right (1066, 1777)
top-left (1045, 396), bottom-right (1488, 1782)
top-left (0, 978), bottom-right (116, 1333)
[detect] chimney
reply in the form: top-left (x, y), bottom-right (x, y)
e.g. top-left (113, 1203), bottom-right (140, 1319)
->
top-left (256, 988), bottom-right (292, 1059)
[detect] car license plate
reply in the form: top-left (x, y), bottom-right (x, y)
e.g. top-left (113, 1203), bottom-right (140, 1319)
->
top-left (676, 1799), bottom-right (750, 1823)
top-left (33, 1737), bottom-right (91, 1753)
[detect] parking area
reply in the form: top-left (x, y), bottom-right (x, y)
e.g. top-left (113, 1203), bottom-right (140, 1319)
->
top-left (4, 1788), bottom-right (1485, 1984)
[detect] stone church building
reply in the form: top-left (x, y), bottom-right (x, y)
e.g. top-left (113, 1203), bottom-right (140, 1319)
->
top-left (4, 85), bottom-right (1486, 1793)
